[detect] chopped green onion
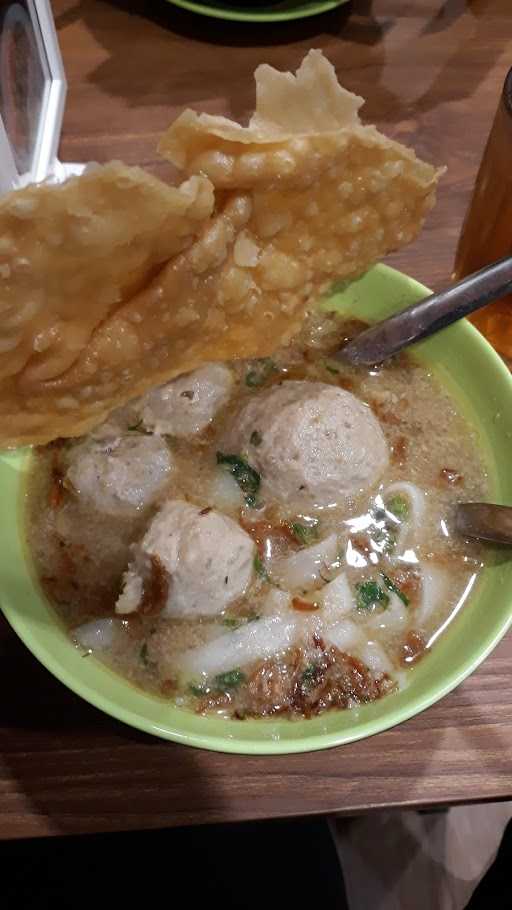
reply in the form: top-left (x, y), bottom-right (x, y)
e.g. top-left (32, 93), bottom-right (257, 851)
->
top-left (301, 663), bottom-right (320, 688)
top-left (223, 611), bottom-right (261, 629)
top-left (355, 579), bottom-right (390, 611)
top-left (384, 529), bottom-right (397, 553)
top-left (372, 525), bottom-right (397, 554)
top-left (386, 494), bottom-right (409, 521)
top-left (253, 553), bottom-right (269, 581)
top-left (216, 452), bottom-right (261, 507)
top-left (222, 617), bottom-right (242, 629)
top-left (245, 358), bottom-right (276, 388)
top-left (289, 520), bottom-right (319, 547)
top-left (188, 682), bottom-right (207, 697)
top-left (250, 430), bottom-right (263, 447)
top-left (380, 573), bottom-right (410, 606)
top-left (214, 668), bottom-right (246, 691)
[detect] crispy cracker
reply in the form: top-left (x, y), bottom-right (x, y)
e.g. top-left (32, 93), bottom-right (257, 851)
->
top-left (0, 52), bottom-right (442, 448)
top-left (0, 164), bottom-right (213, 445)
top-left (0, 163), bottom-right (213, 385)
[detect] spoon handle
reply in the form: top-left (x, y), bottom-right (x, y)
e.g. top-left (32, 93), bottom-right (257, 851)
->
top-left (455, 502), bottom-right (512, 546)
top-left (339, 255), bottom-right (512, 366)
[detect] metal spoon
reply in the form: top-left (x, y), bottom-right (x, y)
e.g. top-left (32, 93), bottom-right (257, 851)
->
top-left (338, 255), bottom-right (512, 366)
top-left (455, 502), bottom-right (512, 545)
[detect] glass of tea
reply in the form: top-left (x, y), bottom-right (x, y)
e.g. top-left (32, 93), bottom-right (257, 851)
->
top-left (453, 67), bottom-right (512, 358)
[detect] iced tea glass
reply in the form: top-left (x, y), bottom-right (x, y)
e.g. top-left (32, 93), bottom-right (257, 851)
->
top-left (454, 67), bottom-right (512, 358)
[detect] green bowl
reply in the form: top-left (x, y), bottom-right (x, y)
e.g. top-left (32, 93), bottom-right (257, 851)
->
top-left (165, 0), bottom-right (348, 24)
top-left (2, 264), bottom-right (512, 754)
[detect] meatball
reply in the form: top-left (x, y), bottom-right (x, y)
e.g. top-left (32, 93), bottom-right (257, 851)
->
top-left (65, 435), bottom-right (173, 516)
top-left (137, 363), bottom-right (234, 437)
top-left (223, 381), bottom-right (388, 508)
top-left (116, 500), bottom-right (255, 618)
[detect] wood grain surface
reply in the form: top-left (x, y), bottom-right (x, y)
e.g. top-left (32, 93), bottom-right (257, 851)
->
top-left (1, 0), bottom-right (512, 839)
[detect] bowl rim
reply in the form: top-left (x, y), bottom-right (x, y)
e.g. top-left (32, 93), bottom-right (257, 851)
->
top-left (164, 0), bottom-right (348, 25)
top-left (3, 262), bottom-right (512, 754)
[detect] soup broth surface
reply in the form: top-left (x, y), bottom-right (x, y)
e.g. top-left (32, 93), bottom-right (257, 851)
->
top-left (26, 314), bottom-right (488, 719)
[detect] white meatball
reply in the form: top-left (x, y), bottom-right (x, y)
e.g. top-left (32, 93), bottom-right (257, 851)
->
top-left (66, 435), bottom-right (173, 516)
top-left (223, 381), bottom-right (388, 508)
top-left (137, 363), bottom-right (234, 437)
top-left (116, 500), bottom-right (255, 618)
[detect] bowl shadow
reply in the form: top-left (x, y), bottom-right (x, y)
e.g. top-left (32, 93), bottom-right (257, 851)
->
top-left (55, 0), bottom-right (500, 129)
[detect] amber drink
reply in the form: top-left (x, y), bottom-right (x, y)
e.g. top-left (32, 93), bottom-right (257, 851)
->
top-left (454, 68), bottom-right (512, 357)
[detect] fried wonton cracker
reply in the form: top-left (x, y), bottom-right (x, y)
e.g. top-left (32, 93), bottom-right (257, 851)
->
top-left (0, 51), bottom-right (442, 448)
top-left (0, 164), bottom-right (213, 445)
top-left (0, 163), bottom-right (213, 386)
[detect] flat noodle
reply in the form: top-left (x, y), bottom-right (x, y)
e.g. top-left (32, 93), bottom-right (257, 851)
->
top-left (0, 51), bottom-right (443, 448)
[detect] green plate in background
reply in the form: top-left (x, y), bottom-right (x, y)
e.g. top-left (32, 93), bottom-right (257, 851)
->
top-left (165, 0), bottom-right (348, 23)
top-left (2, 264), bottom-right (512, 754)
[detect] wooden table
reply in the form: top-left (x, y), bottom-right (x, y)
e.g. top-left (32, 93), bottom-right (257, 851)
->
top-left (1, 0), bottom-right (511, 839)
